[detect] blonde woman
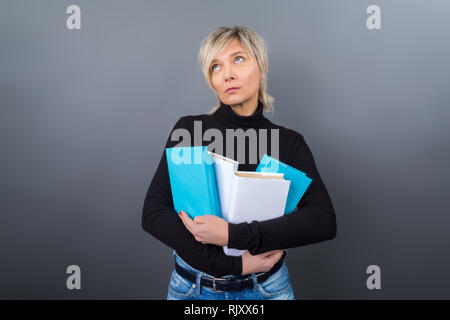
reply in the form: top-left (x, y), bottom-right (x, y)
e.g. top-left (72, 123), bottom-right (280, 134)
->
top-left (142, 26), bottom-right (337, 300)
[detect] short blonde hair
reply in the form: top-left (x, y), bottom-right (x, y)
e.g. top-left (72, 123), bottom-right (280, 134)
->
top-left (197, 25), bottom-right (275, 114)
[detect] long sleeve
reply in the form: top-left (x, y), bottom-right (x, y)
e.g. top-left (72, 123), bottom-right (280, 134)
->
top-left (141, 116), bottom-right (243, 277)
top-left (227, 134), bottom-right (337, 255)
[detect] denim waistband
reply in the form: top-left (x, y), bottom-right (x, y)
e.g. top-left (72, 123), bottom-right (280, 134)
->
top-left (172, 249), bottom-right (288, 279)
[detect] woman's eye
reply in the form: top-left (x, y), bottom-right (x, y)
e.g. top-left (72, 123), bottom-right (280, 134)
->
top-left (211, 56), bottom-right (244, 72)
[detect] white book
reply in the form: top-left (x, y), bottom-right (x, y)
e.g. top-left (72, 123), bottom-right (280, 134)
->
top-left (223, 171), bottom-right (291, 257)
top-left (208, 151), bottom-right (239, 221)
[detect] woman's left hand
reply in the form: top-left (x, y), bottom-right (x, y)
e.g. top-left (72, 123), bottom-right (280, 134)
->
top-left (179, 211), bottom-right (229, 246)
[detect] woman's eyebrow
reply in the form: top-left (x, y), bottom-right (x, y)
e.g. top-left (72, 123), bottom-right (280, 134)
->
top-left (211, 51), bottom-right (247, 64)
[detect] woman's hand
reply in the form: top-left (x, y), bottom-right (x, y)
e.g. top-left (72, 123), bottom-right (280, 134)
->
top-left (241, 250), bottom-right (284, 275)
top-left (179, 211), bottom-right (229, 246)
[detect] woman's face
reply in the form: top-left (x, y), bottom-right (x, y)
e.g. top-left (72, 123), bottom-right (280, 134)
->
top-left (210, 38), bottom-right (261, 107)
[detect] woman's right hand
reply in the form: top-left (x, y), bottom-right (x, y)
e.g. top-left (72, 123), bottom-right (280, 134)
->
top-left (241, 249), bottom-right (284, 275)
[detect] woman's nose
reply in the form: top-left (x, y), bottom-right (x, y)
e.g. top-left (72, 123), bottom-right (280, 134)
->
top-left (223, 64), bottom-right (236, 81)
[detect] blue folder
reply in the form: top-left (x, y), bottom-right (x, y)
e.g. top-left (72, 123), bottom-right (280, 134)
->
top-left (256, 154), bottom-right (312, 214)
top-left (166, 146), bottom-right (222, 219)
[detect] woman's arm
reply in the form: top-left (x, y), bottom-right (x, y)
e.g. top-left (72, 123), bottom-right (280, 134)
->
top-left (227, 133), bottom-right (337, 255)
top-left (141, 116), bottom-right (242, 277)
top-left (177, 210), bottom-right (286, 276)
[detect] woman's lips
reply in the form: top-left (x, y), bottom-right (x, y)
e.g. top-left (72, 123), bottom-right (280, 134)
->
top-left (226, 87), bottom-right (240, 93)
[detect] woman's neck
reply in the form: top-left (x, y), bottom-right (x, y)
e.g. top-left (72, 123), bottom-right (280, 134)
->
top-left (229, 97), bottom-right (259, 116)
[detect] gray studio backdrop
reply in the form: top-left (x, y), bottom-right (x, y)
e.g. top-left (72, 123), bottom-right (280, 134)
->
top-left (1, 0), bottom-right (449, 299)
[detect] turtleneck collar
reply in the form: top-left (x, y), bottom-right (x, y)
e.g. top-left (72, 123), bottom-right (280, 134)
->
top-left (213, 99), bottom-right (267, 128)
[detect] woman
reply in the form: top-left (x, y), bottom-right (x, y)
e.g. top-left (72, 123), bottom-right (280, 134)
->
top-left (142, 26), bottom-right (337, 300)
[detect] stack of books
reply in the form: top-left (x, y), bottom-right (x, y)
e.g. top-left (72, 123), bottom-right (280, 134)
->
top-left (166, 146), bottom-right (312, 256)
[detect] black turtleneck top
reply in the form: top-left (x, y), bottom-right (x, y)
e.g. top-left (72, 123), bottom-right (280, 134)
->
top-left (142, 100), bottom-right (337, 277)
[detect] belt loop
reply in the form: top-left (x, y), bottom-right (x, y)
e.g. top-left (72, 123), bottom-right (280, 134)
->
top-left (194, 272), bottom-right (202, 295)
top-left (251, 273), bottom-right (258, 291)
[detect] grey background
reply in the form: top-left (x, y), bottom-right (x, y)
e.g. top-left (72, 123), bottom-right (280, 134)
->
top-left (1, 0), bottom-right (449, 299)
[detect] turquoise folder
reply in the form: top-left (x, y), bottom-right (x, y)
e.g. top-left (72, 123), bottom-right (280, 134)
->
top-left (166, 146), bottom-right (222, 219)
top-left (256, 154), bottom-right (312, 214)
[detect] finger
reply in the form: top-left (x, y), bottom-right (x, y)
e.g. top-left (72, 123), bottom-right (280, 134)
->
top-left (262, 250), bottom-right (283, 260)
top-left (261, 250), bottom-right (280, 257)
top-left (269, 250), bottom-right (283, 258)
top-left (193, 215), bottom-right (205, 224)
top-left (269, 251), bottom-right (284, 264)
top-left (184, 211), bottom-right (196, 224)
top-left (180, 211), bottom-right (199, 236)
top-left (179, 211), bottom-right (195, 233)
top-left (180, 211), bottom-right (195, 227)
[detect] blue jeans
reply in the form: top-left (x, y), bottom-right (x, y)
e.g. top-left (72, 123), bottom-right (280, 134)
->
top-left (167, 250), bottom-right (295, 300)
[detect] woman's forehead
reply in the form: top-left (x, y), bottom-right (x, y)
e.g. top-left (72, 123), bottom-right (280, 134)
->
top-left (213, 39), bottom-right (249, 61)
